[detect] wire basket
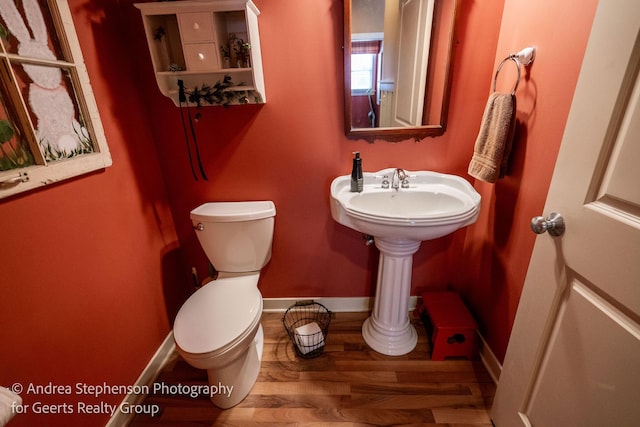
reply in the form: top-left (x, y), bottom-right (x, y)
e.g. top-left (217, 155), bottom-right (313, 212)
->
top-left (282, 300), bottom-right (332, 359)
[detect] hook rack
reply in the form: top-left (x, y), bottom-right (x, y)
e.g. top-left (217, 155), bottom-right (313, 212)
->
top-left (493, 46), bottom-right (536, 95)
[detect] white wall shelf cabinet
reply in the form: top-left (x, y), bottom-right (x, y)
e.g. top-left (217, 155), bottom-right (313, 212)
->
top-left (135, 0), bottom-right (265, 107)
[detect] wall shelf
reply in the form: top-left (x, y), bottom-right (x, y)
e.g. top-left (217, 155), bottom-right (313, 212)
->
top-left (135, 0), bottom-right (265, 107)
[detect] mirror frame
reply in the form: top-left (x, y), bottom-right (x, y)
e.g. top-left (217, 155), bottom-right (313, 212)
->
top-left (344, 0), bottom-right (460, 142)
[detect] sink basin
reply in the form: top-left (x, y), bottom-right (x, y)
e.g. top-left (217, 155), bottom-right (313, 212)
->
top-left (329, 168), bottom-right (481, 356)
top-left (330, 168), bottom-right (481, 241)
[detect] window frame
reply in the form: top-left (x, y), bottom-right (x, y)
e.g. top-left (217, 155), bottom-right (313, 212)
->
top-left (350, 52), bottom-right (376, 95)
top-left (0, 0), bottom-right (111, 200)
top-left (349, 38), bottom-right (382, 98)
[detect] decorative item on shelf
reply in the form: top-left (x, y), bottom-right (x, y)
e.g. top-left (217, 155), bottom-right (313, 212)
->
top-left (153, 25), bottom-right (183, 72)
top-left (152, 25), bottom-right (165, 40)
top-left (182, 75), bottom-right (262, 107)
top-left (229, 33), bottom-right (250, 68)
top-left (234, 41), bottom-right (251, 68)
top-left (135, 0), bottom-right (265, 106)
top-left (220, 44), bottom-right (231, 68)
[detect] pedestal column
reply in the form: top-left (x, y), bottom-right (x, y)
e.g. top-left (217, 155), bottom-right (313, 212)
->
top-left (362, 237), bottom-right (421, 355)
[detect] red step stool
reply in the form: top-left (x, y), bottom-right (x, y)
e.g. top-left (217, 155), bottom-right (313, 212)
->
top-left (417, 291), bottom-right (478, 360)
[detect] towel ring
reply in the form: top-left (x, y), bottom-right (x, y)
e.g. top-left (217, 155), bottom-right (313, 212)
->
top-left (493, 55), bottom-right (521, 95)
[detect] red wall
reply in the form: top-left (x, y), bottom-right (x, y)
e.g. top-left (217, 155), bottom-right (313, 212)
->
top-left (0, 1), bottom-right (187, 426)
top-left (0, 0), bottom-right (598, 425)
top-left (458, 0), bottom-right (598, 362)
top-left (143, 0), bottom-right (506, 303)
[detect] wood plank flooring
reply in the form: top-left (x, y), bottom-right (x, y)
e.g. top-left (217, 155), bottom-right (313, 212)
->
top-left (129, 312), bottom-right (495, 426)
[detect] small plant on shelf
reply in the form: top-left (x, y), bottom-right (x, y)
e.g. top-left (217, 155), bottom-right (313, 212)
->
top-left (231, 36), bottom-right (251, 68)
top-left (220, 35), bottom-right (251, 69)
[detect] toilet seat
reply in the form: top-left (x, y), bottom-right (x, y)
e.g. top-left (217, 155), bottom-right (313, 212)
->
top-left (174, 274), bottom-right (262, 356)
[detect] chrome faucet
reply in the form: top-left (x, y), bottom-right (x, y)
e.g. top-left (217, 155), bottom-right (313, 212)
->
top-left (392, 168), bottom-right (408, 190)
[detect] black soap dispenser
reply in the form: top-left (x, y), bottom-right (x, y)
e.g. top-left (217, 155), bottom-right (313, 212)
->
top-left (350, 151), bottom-right (363, 192)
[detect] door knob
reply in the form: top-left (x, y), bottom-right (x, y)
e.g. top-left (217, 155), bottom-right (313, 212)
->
top-left (530, 212), bottom-right (565, 236)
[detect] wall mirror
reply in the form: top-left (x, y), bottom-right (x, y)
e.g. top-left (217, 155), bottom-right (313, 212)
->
top-left (344, 0), bottom-right (459, 142)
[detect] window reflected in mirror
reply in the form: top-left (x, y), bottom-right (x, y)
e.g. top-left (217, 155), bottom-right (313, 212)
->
top-left (351, 40), bottom-right (382, 128)
top-left (344, 0), bottom-right (459, 142)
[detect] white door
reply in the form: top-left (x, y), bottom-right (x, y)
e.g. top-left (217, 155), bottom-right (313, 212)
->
top-left (491, 1), bottom-right (640, 426)
top-left (392, 0), bottom-right (434, 127)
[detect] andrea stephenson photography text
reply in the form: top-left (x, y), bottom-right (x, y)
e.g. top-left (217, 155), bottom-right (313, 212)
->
top-left (7, 380), bottom-right (234, 419)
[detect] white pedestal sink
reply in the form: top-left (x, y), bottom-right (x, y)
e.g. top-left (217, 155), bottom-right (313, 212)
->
top-left (330, 168), bottom-right (481, 356)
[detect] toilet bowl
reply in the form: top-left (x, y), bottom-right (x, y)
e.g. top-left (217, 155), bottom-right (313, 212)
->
top-left (173, 201), bottom-right (275, 409)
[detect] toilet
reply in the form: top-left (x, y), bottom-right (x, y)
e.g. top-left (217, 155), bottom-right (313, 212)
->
top-left (173, 201), bottom-right (276, 409)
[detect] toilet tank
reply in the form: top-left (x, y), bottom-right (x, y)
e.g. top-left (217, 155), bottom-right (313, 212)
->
top-left (190, 201), bottom-right (276, 273)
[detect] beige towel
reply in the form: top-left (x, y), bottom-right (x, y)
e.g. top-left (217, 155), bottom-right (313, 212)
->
top-left (468, 92), bottom-right (516, 183)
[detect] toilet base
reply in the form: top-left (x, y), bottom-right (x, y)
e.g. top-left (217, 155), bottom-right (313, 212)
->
top-left (207, 324), bottom-right (264, 409)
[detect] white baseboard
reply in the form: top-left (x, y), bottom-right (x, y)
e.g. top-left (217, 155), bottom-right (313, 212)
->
top-left (262, 296), bottom-right (419, 313)
top-left (105, 332), bottom-right (175, 427)
top-left (477, 332), bottom-right (502, 384)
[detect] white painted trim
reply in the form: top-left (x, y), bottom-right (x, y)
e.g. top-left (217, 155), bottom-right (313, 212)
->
top-left (352, 32), bottom-right (384, 41)
top-left (105, 332), bottom-right (175, 427)
top-left (262, 296), bottom-right (420, 313)
top-left (477, 332), bottom-right (502, 384)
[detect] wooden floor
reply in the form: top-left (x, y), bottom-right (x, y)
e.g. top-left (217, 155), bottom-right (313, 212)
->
top-left (129, 312), bottom-right (495, 426)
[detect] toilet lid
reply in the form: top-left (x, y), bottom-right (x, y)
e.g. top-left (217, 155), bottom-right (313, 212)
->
top-left (174, 275), bottom-right (262, 354)
top-left (190, 201), bottom-right (276, 223)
